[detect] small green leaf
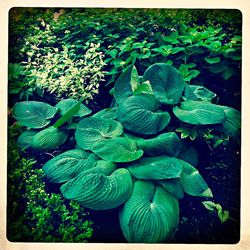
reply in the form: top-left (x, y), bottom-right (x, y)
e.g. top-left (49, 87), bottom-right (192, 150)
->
top-left (133, 81), bottom-right (153, 95)
top-left (222, 67), bottom-right (234, 80)
top-left (181, 130), bottom-right (190, 139)
top-left (213, 139), bottom-right (224, 148)
top-left (202, 201), bottom-right (217, 211)
top-left (130, 66), bottom-right (140, 92)
top-left (204, 57), bottom-right (221, 64)
top-left (218, 210), bottom-right (229, 223)
top-left (189, 130), bottom-right (197, 140)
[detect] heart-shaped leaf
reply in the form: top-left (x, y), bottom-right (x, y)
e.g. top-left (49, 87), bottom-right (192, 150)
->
top-left (117, 94), bottom-right (170, 135)
top-left (75, 117), bottom-right (123, 150)
top-left (119, 180), bottom-right (179, 243)
top-left (142, 63), bottom-right (185, 105)
top-left (128, 156), bottom-right (183, 180)
top-left (42, 149), bottom-right (98, 183)
top-left (12, 101), bottom-right (58, 129)
top-left (92, 137), bottom-right (144, 163)
top-left (61, 168), bottom-right (133, 210)
top-left (30, 126), bottom-right (68, 151)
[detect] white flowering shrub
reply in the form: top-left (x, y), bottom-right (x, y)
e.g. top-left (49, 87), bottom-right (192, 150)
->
top-left (23, 42), bottom-right (106, 102)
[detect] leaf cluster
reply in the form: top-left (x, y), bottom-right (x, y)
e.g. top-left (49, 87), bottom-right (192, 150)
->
top-left (7, 124), bottom-right (93, 242)
top-left (9, 8), bottom-right (241, 102)
top-left (11, 63), bottom-right (240, 243)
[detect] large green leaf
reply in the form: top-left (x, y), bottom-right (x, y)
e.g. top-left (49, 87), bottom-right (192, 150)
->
top-left (55, 98), bottom-right (91, 118)
top-left (222, 106), bottom-right (241, 136)
top-left (12, 101), bottom-right (58, 129)
top-left (92, 137), bottom-right (144, 163)
top-left (178, 146), bottom-right (199, 167)
top-left (173, 101), bottom-right (240, 136)
top-left (30, 126), bottom-right (68, 151)
top-left (119, 180), bottom-right (179, 243)
top-left (184, 85), bottom-right (216, 101)
top-left (17, 130), bottom-right (37, 149)
top-left (117, 94), bottom-right (170, 135)
top-left (61, 168), bottom-right (133, 210)
top-left (137, 132), bottom-right (183, 157)
top-left (173, 100), bottom-right (226, 125)
top-left (75, 117), bottom-right (123, 150)
top-left (158, 179), bottom-right (184, 199)
top-left (142, 63), bottom-right (185, 105)
top-left (42, 149), bottom-right (98, 183)
top-left (180, 161), bottom-right (213, 198)
top-left (113, 65), bottom-right (134, 104)
top-left (128, 156), bottom-right (183, 180)
top-left (92, 107), bottom-right (118, 120)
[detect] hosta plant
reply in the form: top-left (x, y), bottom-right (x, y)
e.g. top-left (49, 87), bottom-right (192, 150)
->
top-left (13, 63), bottom-right (240, 243)
top-left (13, 98), bottom-right (91, 151)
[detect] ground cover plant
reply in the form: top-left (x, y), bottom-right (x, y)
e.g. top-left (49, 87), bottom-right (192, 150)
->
top-left (8, 8), bottom-right (241, 243)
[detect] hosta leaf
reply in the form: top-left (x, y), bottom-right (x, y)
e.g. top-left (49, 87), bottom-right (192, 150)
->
top-left (158, 179), bottom-right (184, 199)
top-left (43, 149), bottom-right (98, 183)
top-left (75, 117), bottom-right (123, 150)
top-left (184, 85), bottom-right (216, 101)
top-left (92, 107), bottom-right (118, 120)
top-left (113, 65), bottom-right (134, 103)
top-left (137, 132), bottom-right (183, 157)
top-left (55, 98), bottom-right (91, 117)
top-left (142, 63), bottom-right (185, 105)
top-left (17, 130), bottom-right (37, 149)
top-left (180, 161), bottom-right (213, 198)
top-left (92, 137), bottom-right (144, 163)
top-left (178, 146), bottom-right (199, 167)
top-left (30, 126), bottom-right (68, 151)
top-left (128, 156), bottom-right (183, 180)
top-left (61, 168), bottom-right (133, 210)
top-left (119, 180), bottom-right (179, 243)
top-left (117, 94), bottom-right (170, 135)
top-left (12, 101), bottom-right (58, 129)
top-left (173, 101), bottom-right (241, 136)
top-left (173, 100), bottom-right (225, 125)
top-left (222, 106), bottom-right (241, 136)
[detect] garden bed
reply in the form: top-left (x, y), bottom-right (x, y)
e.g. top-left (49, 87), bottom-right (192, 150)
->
top-left (8, 8), bottom-right (241, 244)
